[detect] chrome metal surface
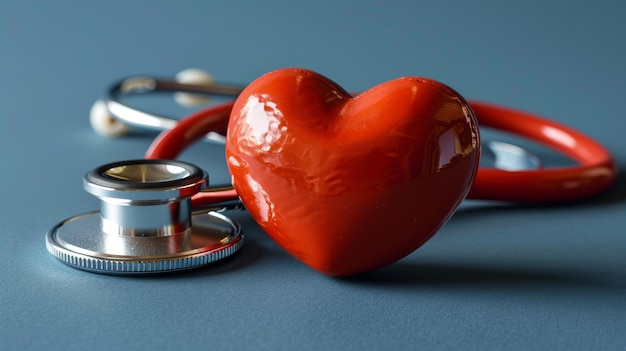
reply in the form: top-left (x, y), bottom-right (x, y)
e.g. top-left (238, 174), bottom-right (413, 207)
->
top-left (46, 159), bottom-right (243, 274)
top-left (106, 76), bottom-right (245, 141)
top-left (46, 211), bottom-right (243, 274)
top-left (485, 141), bottom-right (542, 171)
top-left (84, 159), bottom-right (207, 237)
top-left (103, 162), bottom-right (190, 183)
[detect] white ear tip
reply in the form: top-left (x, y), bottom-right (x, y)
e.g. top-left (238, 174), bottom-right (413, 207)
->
top-left (89, 100), bottom-right (130, 137)
top-left (176, 68), bottom-right (213, 82)
top-left (174, 68), bottom-right (213, 107)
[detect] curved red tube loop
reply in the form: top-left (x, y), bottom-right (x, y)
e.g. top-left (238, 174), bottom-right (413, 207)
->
top-left (145, 100), bottom-right (617, 205)
top-left (145, 102), bottom-right (236, 208)
top-left (469, 101), bottom-right (616, 202)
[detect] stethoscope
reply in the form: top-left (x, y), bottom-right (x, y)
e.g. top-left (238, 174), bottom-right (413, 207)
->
top-left (46, 68), bottom-right (617, 276)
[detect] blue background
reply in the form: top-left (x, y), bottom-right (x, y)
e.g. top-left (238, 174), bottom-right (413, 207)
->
top-left (1, 1), bottom-right (625, 350)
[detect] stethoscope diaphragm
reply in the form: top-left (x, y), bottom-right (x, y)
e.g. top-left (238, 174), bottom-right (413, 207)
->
top-left (45, 159), bottom-right (243, 274)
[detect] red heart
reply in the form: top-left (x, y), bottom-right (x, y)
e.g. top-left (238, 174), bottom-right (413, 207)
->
top-left (226, 68), bottom-right (480, 276)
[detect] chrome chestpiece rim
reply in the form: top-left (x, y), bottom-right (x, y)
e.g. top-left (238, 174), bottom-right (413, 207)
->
top-left (46, 159), bottom-right (243, 274)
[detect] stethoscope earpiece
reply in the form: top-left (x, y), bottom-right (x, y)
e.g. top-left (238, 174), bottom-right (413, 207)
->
top-left (89, 99), bottom-right (130, 138)
top-left (46, 159), bottom-right (243, 274)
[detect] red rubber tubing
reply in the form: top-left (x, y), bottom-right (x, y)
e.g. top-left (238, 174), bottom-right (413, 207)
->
top-left (468, 101), bottom-right (616, 202)
top-left (145, 100), bottom-right (617, 204)
top-left (145, 102), bottom-right (237, 208)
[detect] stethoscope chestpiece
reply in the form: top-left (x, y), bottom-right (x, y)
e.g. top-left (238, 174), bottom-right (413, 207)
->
top-left (46, 159), bottom-right (243, 275)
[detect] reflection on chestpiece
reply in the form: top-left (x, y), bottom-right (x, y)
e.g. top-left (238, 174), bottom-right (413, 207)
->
top-left (45, 159), bottom-right (243, 274)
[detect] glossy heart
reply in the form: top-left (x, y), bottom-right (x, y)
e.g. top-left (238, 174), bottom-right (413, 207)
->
top-left (226, 68), bottom-right (480, 276)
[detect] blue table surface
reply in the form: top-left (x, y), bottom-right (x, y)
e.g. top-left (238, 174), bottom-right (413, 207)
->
top-left (2, 1), bottom-right (625, 350)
